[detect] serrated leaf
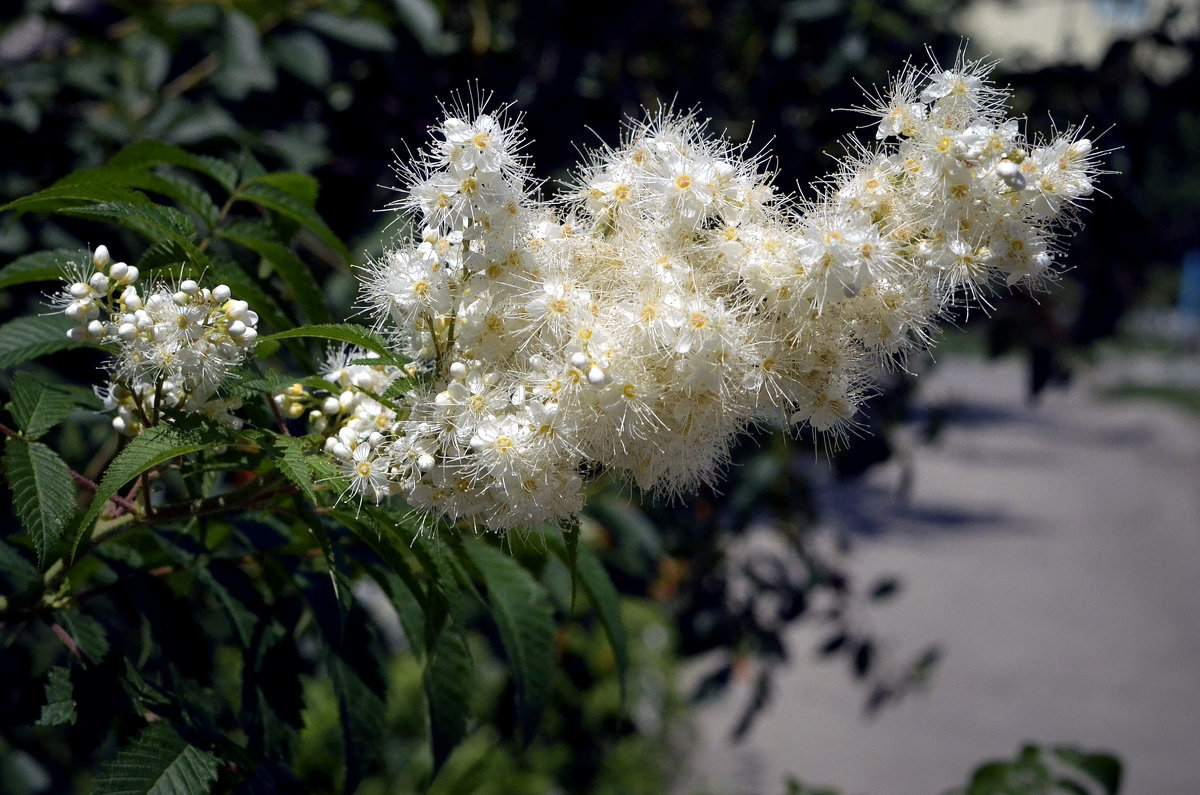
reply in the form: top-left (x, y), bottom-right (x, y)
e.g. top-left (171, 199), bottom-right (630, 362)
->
top-left (108, 142), bottom-right (239, 194)
top-left (65, 201), bottom-right (198, 248)
top-left (268, 434), bottom-right (317, 504)
top-left (461, 542), bottom-right (554, 744)
top-left (425, 626), bottom-right (473, 770)
top-left (95, 721), bottom-right (219, 795)
top-left (234, 181), bottom-right (348, 261)
top-left (4, 437), bottom-right (76, 565)
top-left (9, 372), bottom-right (99, 438)
top-left (37, 665), bottom-right (77, 727)
top-left (303, 11), bottom-right (396, 51)
top-left (0, 170), bottom-right (148, 215)
top-left (72, 421), bottom-right (228, 558)
top-left (217, 218), bottom-right (331, 323)
top-left (0, 248), bottom-right (81, 290)
top-left (260, 324), bottom-right (399, 364)
top-left (116, 170), bottom-right (221, 231)
top-left (0, 315), bottom-right (78, 370)
top-left (546, 532), bottom-right (629, 697)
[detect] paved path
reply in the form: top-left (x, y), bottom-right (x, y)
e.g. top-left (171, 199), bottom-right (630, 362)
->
top-left (683, 355), bottom-right (1200, 794)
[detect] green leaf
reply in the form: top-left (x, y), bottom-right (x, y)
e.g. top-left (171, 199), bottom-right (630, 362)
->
top-left (57, 607), bottom-right (110, 664)
top-left (267, 434), bottom-right (318, 504)
top-left (329, 652), bottom-right (386, 792)
top-left (0, 248), bottom-right (81, 290)
top-left (1052, 747), bottom-right (1123, 795)
top-left (95, 721), bottom-right (219, 795)
top-left (268, 31), bottom-right (332, 88)
top-left (109, 141), bottom-right (239, 194)
top-left (4, 437), bottom-right (76, 566)
top-left (72, 421), bottom-right (227, 558)
top-left (206, 257), bottom-right (296, 335)
top-left (217, 218), bottom-right (331, 324)
top-left (247, 172), bottom-right (320, 206)
top-left (302, 11), bottom-right (397, 52)
top-left (260, 324), bottom-right (399, 364)
top-left (65, 201), bottom-right (198, 248)
top-left (424, 626), bottom-right (473, 770)
top-left (0, 170), bottom-right (148, 215)
top-left (461, 542), bottom-right (555, 744)
top-left (0, 537), bottom-right (40, 595)
top-left (115, 170), bottom-right (221, 231)
top-left (0, 315), bottom-right (78, 370)
top-left (37, 665), bottom-right (77, 727)
top-left (8, 372), bottom-right (100, 439)
top-left (234, 181), bottom-right (348, 261)
top-left (195, 566), bottom-right (259, 649)
top-left (215, 9), bottom-right (276, 100)
top-left (546, 532), bottom-right (629, 697)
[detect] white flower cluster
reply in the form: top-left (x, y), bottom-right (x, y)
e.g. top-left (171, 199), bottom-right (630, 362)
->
top-left (318, 54), bottom-right (1100, 531)
top-left (55, 245), bottom-right (259, 434)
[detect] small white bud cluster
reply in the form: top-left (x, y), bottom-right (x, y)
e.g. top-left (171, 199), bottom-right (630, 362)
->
top-left (54, 246), bottom-right (259, 434)
top-left (274, 347), bottom-right (408, 506)
top-left (339, 54), bottom-right (1102, 532)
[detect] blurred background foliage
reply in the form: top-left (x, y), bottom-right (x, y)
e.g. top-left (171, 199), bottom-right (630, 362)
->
top-left (0, 0), bottom-right (1188, 791)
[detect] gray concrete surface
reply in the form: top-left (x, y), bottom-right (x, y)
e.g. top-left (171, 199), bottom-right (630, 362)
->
top-left (682, 354), bottom-right (1200, 794)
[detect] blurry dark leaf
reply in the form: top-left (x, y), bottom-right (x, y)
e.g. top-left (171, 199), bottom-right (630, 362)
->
top-left (731, 669), bottom-right (771, 741)
top-left (869, 577), bottom-right (901, 602)
top-left (0, 536), bottom-right (40, 595)
top-left (425, 626), bottom-right (473, 771)
top-left (1052, 746), bottom-right (1123, 795)
top-left (37, 665), bottom-right (76, 727)
top-left (215, 9), bottom-right (275, 100)
top-left (817, 632), bottom-right (847, 658)
top-left (56, 607), bottom-right (110, 665)
top-left (329, 653), bottom-right (386, 792)
top-left (691, 661), bottom-right (732, 704)
top-left (852, 641), bottom-right (873, 679)
top-left (462, 541), bottom-right (555, 745)
top-left (302, 11), bottom-right (396, 52)
top-left (546, 530), bottom-right (629, 697)
top-left (268, 31), bottom-right (331, 89)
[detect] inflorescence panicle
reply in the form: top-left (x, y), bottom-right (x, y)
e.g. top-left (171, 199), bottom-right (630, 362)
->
top-left (285, 51), bottom-right (1103, 532)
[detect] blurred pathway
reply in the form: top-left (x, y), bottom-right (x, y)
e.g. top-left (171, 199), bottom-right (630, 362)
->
top-left (683, 355), bottom-right (1200, 794)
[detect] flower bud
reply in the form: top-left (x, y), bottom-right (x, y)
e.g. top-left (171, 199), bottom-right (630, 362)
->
top-left (227, 320), bottom-right (247, 337)
top-left (180, 279), bottom-right (199, 295)
top-left (93, 245), bottom-right (111, 269)
top-left (89, 272), bottom-right (110, 292)
top-left (109, 262), bottom-right (129, 282)
top-left (212, 284), bottom-right (231, 303)
top-left (68, 282), bottom-right (90, 299)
